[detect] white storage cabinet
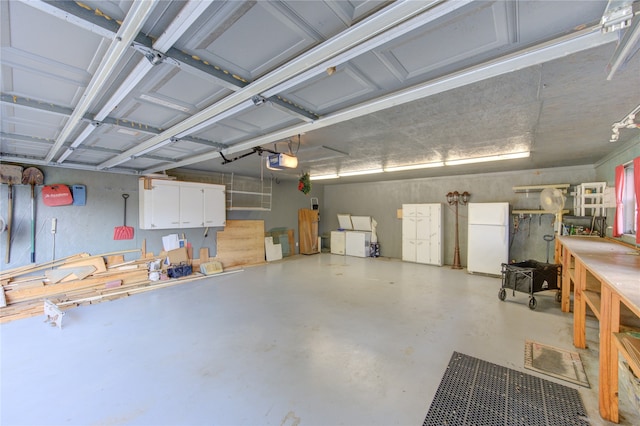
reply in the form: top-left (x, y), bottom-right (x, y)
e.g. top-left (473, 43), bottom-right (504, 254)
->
top-left (402, 203), bottom-right (443, 266)
top-left (139, 179), bottom-right (226, 229)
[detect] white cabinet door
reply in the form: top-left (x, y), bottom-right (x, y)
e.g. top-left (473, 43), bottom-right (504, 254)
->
top-left (151, 181), bottom-right (180, 229)
top-left (402, 239), bottom-right (416, 262)
top-left (180, 185), bottom-right (204, 228)
top-left (203, 185), bottom-right (226, 227)
top-left (402, 216), bottom-right (416, 240)
top-left (402, 204), bottom-right (417, 261)
top-left (415, 239), bottom-right (430, 263)
top-left (427, 204), bottom-right (443, 266)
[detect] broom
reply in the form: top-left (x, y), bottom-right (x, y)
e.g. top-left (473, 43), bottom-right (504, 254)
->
top-left (114, 194), bottom-right (134, 240)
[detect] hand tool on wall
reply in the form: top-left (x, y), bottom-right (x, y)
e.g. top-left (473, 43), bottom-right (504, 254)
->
top-left (0, 164), bottom-right (23, 263)
top-left (21, 167), bottom-right (44, 263)
top-left (114, 194), bottom-right (134, 240)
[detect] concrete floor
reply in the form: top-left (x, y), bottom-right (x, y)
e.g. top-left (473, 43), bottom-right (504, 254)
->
top-left (1, 254), bottom-right (638, 425)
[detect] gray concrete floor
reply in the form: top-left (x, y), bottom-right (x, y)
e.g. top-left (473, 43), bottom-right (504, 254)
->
top-left (1, 254), bottom-right (638, 425)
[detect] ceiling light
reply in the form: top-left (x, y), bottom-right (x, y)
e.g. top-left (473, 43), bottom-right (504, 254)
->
top-left (140, 94), bottom-right (191, 112)
top-left (445, 152), bottom-right (530, 166)
top-left (117, 128), bottom-right (141, 136)
top-left (384, 161), bottom-right (444, 172)
top-left (310, 174), bottom-right (339, 180)
top-left (265, 153), bottom-right (298, 170)
top-left (339, 168), bottom-right (384, 177)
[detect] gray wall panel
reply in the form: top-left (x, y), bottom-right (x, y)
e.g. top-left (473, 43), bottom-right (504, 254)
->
top-left (321, 166), bottom-right (596, 266)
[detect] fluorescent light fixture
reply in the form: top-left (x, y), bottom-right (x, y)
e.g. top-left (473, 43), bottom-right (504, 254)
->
top-left (135, 138), bottom-right (175, 157)
top-left (384, 161), bottom-right (444, 172)
top-left (140, 94), bottom-right (191, 113)
top-left (117, 128), bottom-right (141, 136)
top-left (310, 174), bottom-right (339, 180)
top-left (339, 168), bottom-right (384, 177)
top-left (265, 153), bottom-right (299, 170)
top-left (56, 148), bottom-right (74, 164)
top-left (445, 151), bottom-right (530, 166)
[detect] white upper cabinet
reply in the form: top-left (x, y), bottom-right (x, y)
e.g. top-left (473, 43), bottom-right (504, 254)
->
top-left (139, 179), bottom-right (226, 230)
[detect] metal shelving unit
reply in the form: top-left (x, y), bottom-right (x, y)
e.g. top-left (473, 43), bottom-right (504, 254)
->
top-left (225, 173), bottom-right (272, 211)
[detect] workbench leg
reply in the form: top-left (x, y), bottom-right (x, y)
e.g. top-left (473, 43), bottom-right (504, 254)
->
top-left (573, 261), bottom-right (587, 349)
top-left (561, 246), bottom-right (571, 313)
top-left (599, 285), bottom-right (620, 423)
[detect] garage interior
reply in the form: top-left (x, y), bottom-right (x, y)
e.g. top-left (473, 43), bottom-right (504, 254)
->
top-left (1, 0), bottom-right (640, 425)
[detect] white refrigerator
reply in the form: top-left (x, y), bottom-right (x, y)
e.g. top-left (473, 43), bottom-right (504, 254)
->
top-left (467, 202), bottom-right (509, 276)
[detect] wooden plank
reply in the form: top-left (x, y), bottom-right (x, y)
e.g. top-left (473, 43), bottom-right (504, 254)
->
top-left (4, 270), bottom-right (148, 305)
top-left (199, 247), bottom-right (209, 261)
top-left (167, 247), bottom-right (189, 264)
top-left (0, 253), bottom-right (88, 280)
top-left (45, 269), bottom-right (73, 284)
top-left (215, 220), bottom-right (265, 268)
top-left (60, 265), bottom-right (97, 282)
top-left (0, 249), bottom-right (141, 281)
top-left (60, 257), bottom-right (106, 274)
top-left (105, 255), bottom-right (125, 266)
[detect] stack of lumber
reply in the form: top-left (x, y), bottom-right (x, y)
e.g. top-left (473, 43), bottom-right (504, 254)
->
top-left (0, 249), bottom-right (207, 324)
top-left (1, 220), bottom-right (269, 324)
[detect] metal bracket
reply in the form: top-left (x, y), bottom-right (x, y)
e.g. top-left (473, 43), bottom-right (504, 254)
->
top-left (252, 95), bottom-right (267, 106)
top-left (132, 43), bottom-right (180, 66)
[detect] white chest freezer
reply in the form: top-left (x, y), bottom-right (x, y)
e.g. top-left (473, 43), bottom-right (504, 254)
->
top-left (346, 231), bottom-right (372, 257)
top-left (345, 215), bottom-right (374, 257)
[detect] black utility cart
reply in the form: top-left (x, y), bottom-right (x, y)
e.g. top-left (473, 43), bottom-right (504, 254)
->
top-left (498, 260), bottom-right (562, 310)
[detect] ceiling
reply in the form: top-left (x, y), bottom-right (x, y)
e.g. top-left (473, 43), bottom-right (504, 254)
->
top-left (1, 0), bottom-right (639, 184)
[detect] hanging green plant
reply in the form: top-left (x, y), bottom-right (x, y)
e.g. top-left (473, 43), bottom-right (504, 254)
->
top-left (298, 172), bottom-right (311, 195)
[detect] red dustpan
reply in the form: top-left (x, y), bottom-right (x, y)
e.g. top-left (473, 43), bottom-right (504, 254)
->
top-left (114, 194), bottom-right (134, 240)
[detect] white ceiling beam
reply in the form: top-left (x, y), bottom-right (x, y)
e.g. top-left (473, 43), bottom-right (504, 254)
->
top-left (142, 26), bottom-right (618, 174)
top-left (21, 0), bottom-right (116, 39)
top-left (44, 0), bottom-right (156, 163)
top-left (55, 0), bottom-right (211, 164)
top-left (98, 0), bottom-right (440, 170)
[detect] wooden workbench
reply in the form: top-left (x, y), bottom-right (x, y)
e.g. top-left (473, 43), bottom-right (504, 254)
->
top-left (557, 235), bottom-right (640, 423)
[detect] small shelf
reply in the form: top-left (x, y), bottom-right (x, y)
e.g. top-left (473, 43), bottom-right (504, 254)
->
top-left (227, 207), bottom-right (271, 211)
top-left (613, 332), bottom-right (640, 380)
top-left (225, 173), bottom-right (272, 211)
top-left (512, 183), bottom-right (570, 193)
top-left (228, 190), bottom-right (272, 197)
top-left (512, 209), bottom-right (570, 215)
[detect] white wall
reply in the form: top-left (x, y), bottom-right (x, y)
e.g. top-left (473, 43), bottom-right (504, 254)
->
top-left (0, 167), bottom-right (322, 269)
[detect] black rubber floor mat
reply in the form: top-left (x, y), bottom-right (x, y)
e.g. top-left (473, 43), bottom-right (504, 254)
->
top-left (423, 352), bottom-right (589, 425)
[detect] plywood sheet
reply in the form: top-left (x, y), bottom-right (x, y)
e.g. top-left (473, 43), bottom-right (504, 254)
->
top-left (215, 220), bottom-right (265, 268)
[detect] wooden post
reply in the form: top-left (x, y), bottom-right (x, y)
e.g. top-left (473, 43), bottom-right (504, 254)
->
top-left (573, 260), bottom-right (586, 349)
top-left (599, 284), bottom-right (620, 422)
